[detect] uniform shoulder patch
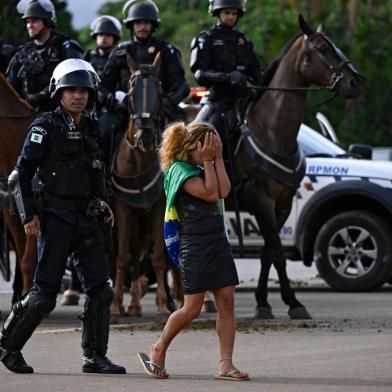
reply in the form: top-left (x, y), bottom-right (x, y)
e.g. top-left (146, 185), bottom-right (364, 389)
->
top-left (30, 126), bottom-right (47, 144)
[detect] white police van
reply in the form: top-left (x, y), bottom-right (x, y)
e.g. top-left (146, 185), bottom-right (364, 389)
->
top-left (227, 115), bottom-right (392, 292)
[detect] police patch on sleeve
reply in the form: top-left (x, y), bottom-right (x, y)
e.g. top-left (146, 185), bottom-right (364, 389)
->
top-left (30, 126), bottom-right (46, 144)
top-left (30, 133), bottom-right (43, 144)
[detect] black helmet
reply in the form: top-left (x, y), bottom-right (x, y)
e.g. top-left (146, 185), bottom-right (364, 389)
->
top-left (208, 0), bottom-right (246, 17)
top-left (49, 59), bottom-right (100, 106)
top-left (123, 0), bottom-right (160, 28)
top-left (90, 15), bottom-right (122, 40)
top-left (17, 0), bottom-right (57, 26)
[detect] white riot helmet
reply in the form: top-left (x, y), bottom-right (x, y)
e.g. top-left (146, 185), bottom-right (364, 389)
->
top-left (17, 0), bottom-right (57, 27)
top-left (49, 59), bottom-right (100, 106)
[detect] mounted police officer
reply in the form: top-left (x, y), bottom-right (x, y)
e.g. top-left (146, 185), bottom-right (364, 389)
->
top-left (100, 0), bottom-right (189, 140)
top-left (6, 0), bottom-right (83, 113)
top-left (85, 15), bottom-right (122, 80)
top-left (0, 59), bottom-right (126, 375)
top-left (191, 0), bottom-right (262, 135)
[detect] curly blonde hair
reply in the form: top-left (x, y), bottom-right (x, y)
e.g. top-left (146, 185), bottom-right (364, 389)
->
top-left (159, 122), bottom-right (216, 171)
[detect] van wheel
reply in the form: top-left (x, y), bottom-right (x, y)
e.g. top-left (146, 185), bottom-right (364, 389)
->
top-left (314, 210), bottom-right (392, 291)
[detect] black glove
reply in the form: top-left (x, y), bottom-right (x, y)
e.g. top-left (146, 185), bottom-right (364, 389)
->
top-left (100, 92), bottom-right (116, 111)
top-left (229, 71), bottom-right (247, 86)
top-left (25, 91), bottom-right (47, 107)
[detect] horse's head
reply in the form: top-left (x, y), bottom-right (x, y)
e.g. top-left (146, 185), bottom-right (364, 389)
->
top-left (298, 15), bottom-right (362, 99)
top-left (127, 52), bottom-right (163, 151)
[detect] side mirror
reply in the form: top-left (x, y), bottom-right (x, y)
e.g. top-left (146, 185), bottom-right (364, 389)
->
top-left (316, 112), bottom-right (340, 144)
top-left (348, 144), bottom-right (373, 160)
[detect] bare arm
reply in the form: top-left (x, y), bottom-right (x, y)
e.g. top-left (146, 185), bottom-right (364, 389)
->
top-left (183, 133), bottom-right (219, 202)
top-left (213, 132), bottom-right (231, 198)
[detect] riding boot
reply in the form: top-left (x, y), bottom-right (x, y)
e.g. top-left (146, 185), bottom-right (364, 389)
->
top-left (80, 286), bottom-right (126, 374)
top-left (0, 293), bottom-right (56, 373)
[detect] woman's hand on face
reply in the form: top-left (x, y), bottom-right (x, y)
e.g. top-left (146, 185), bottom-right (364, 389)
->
top-left (200, 132), bottom-right (216, 162)
top-left (213, 131), bottom-right (223, 159)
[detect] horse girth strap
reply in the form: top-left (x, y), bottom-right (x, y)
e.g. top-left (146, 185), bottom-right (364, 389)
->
top-left (238, 122), bottom-right (306, 189)
top-left (111, 158), bottom-right (163, 209)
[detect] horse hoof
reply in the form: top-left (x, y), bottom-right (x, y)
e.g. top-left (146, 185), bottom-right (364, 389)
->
top-left (255, 306), bottom-right (275, 319)
top-left (110, 314), bottom-right (120, 324)
top-left (128, 306), bottom-right (142, 317)
top-left (202, 299), bottom-right (217, 313)
top-left (166, 300), bottom-right (177, 313)
top-left (288, 306), bottom-right (312, 320)
top-left (60, 294), bottom-right (80, 306)
top-left (155, 313), bottom-right (169, 324)
top-left (110, 305), bottom-right (125, 318)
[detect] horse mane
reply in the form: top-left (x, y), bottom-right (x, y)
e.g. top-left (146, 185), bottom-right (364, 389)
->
top-left (260, 33), bottom-right (303, 88)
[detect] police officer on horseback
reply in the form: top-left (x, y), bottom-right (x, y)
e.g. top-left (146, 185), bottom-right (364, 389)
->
top-left (85, 15), bottom-right (122, 80)
top-left (0, 59), bottom-right (126, 375)
top-left (191, 0), bottom-right (262, 135)
top-left (100, 0), bottom-right (189, 134)
top-left (6, 0), bottom-right (83, 113)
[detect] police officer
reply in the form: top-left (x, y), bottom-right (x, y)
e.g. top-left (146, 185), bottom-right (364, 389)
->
top-left (85, 15), bottom-right (122, 80)
top-left (0, 59), bottom-right (126, 375)
top-left (7, 0), bottom-right (83, 113)
top-left (101, 0), bottom-right (189, 129)
top-left (191, 0), bottom-right (262, 135)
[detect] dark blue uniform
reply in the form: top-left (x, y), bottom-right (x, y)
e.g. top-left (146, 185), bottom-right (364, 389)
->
top-left (101, 36), bottom-right (189, 122)
top-left (190, 24), bottom-right (262, 133)
top-left (16, 106), bottom-right (108, 296)
top-left (6, 32), bottom-right (83, 112)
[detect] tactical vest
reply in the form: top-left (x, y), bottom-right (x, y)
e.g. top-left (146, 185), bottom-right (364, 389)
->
top-left (116, 38), bottom-right (167, 92)
top-left (38, 110), bottom-right (105, 200)
top-left (85, 49), bottom-right (110, 80)
top-left (203, 26), bottom-right (256, 74)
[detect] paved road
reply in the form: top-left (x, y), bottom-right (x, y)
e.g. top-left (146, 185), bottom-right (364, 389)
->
top-left (1, 289), bottom-right (392, 392)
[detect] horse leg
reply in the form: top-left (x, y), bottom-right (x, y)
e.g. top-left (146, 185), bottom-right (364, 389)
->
top-left (255, 249), bottom-right (274, 319)
top-left (258, 213), bottom-right (311, 319)
top-left (169, 265), bottom-right (183, 307)
top-left (128, 251), bottom-right (143, 316)
top-left (202, 292), bottom-right (217, 313)
top-left (111, 201), bottom-right (131, 318)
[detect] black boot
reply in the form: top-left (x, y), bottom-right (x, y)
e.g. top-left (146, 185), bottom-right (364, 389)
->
top-left (81, 355), bottom-right (125, 374)
top-left (0, 293), bottom-right (55, 374)
top-left (80, 286), bottom-right (126, 374)
top-left (0, 349), bottom-right (33, 374)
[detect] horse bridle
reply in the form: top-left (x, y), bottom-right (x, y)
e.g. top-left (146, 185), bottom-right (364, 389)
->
top-left (127, 67), bottom-right (162, 151)
top-left (248, 32), bottom-right (363, 95)
top-left (304, 32), bottom-right (361, 91)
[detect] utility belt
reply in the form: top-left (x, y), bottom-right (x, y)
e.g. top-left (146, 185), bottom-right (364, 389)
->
top-left (42, 195), bottom-right (101, 217)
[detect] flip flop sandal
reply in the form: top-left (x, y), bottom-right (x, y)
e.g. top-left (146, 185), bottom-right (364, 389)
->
top-left (137, 352), bottom-right (169, 379)
top-left (215, 369), bottom-right (250, 381)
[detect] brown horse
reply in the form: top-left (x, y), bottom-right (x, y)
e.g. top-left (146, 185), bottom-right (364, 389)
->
top-left (223, 15), bottom-right (361, 319)
top-left (110, 54), bottom-right (179, 319)
top-left (0, 72), bottom-right (36, 301)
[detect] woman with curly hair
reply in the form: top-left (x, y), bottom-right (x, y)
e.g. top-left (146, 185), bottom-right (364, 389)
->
top-left (137, 121), bottom-right (249, 381)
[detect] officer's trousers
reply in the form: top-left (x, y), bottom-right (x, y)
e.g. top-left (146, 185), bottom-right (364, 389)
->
top-left (33, 209), bottom-right (110, 297)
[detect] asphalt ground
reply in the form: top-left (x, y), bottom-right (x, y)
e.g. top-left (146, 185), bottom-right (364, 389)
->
top-left (1, 289), bottom-right (392, 392)
top-left (1, 258), bottom-right (392, 391)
